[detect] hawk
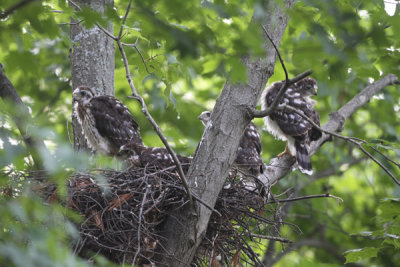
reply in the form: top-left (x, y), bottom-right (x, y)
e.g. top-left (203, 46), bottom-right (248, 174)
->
top-left (261, 77), bottom-right (322, 175)
top-left (72, 86), bottom-right (143, 156)
top-left (198, 111), bottom-right (264, 178)
top-left (119, 142), bottom-right (192, 174)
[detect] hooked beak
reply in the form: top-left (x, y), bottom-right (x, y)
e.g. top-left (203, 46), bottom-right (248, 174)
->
top-left (313, 85), bottom-right (318, 96)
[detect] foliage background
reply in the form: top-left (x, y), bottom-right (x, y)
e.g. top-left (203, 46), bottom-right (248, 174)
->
top-left (0, 0), bottom-right (399, 266)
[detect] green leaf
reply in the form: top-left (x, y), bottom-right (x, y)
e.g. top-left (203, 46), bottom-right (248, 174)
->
top-left (344, 247), bottom-right (379, 263)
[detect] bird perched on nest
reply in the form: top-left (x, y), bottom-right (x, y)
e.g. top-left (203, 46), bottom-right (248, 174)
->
top-left (119, 142), bottom-right (192, 174)
top-left (261, 77), bottom-right (322, 175)
top-left (72, 86), bottom-right (143, 156)
top-left (198, 111), bottom-right (264, 179)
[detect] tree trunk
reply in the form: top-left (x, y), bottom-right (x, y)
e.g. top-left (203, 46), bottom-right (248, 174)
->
top-left (69, 0), bottom-right (115, 151)
top-left (155, 1), bottom-right (295, 265)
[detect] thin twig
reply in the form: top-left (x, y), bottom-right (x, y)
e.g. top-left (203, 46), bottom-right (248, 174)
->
top-left (118, 0), bottom-right (132, 40)
top-left (133, 186), bottom-right (149, 264)
top-left (267, 193), bottom-right (343, 205)
top-left (66, 117), bottom-right (73, 146)
top-left (261, 24), bottom-right (288, 82)
top-left (247, 233), bottom-right (292, 243)
top-left (0, 0), bottom-right (35, 19)
top-left (367, 145), bottom-right (400, 169)
top-left (122, 42), bottom-right (152, 74)
top-left (144, 54), bottom-right (160, 63)
top-left (68, 0), bottom-right (80, 10)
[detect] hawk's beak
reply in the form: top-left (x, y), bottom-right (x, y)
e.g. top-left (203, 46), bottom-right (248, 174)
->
top-left (73, 97), bottom-right (78, 102)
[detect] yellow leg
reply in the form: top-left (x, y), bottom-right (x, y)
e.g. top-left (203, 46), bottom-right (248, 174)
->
top-left (277, 143), bottom-right (293, 159)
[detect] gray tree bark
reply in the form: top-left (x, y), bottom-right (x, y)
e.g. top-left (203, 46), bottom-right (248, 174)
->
top-left (69, 0), bottom-right (115, 151)
top-left (156, 1), bottom-right (296, 266)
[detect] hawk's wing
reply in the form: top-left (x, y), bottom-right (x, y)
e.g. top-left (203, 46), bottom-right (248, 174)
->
top-left (140, 147), bottom-right (192, 174)
top-left (235, 122), bottom-right (263, 175)
top-left (309, 109), bottom-right (322, 141)
top-left (90, 96), bottom-right (143, 148)
top-left (270, 92), bottom-right (316, 139)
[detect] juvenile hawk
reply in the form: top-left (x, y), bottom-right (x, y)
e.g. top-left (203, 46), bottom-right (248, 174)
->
top-left (119, 142), bottom-right (192, 174)
top-left (261, 77), bottom-right (321, 175)
top-left (72, 86), bottom-right (143, 156)
top-left (198, 111), bottom-right (264, 178)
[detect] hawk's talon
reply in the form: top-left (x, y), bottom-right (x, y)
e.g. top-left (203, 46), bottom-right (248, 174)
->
top-left (277, 144), bottom-right (293, 159)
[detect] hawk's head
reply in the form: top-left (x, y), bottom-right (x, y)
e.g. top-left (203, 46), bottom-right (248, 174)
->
top-left (198, 111), bottom-right (211, 127)
top-left (72, 86), bottom-right (95, 105)
top-left (294, 77), bottom-right (318, 97)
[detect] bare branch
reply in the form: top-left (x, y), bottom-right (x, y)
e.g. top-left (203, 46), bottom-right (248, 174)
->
top-left (133, 185), bottom-right (149, 264)
top-left (121, 41), bottom-right (153, 74)
top-left (0, 0), bottom-right (36, 19)
top-left (96, 24), bottom-right (117, 40)
top-left (68, 0), bottom-right (80, 10)
top-left (261, 24), bottom-right (288, 82)
top-left (117, 0), bottom-right (132, 40)
top-left (267, 193), bottom-right (343, 205)
top-left (247, 233), bottom-right (292, 243)
top-left (367, 145), bottom-right (400, 169)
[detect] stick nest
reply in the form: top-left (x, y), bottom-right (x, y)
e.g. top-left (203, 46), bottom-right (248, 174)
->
top-left (23, 167), bottom-right (285, 266)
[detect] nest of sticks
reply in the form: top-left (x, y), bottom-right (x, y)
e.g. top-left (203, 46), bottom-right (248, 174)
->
top-left (8, 166), bottom-right (287, 266)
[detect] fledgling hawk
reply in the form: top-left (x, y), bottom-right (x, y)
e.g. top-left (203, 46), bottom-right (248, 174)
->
top-left (198, 111), bottom-right (264, 178)
top-left (119, 142), bottom-right (192, 174)
top-left (72, 86), bottom-right (143, 156)
top-left (261, 77), bottom-right (322, 175)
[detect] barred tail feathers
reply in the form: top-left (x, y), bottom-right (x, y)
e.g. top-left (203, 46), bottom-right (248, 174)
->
top-left (294, 141), bottom-right (313, 175)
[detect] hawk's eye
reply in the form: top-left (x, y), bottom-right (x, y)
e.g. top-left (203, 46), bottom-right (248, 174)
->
top-left (80, 91), bottom-right (85, 96)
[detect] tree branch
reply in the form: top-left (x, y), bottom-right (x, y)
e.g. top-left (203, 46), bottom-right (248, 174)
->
top-left (267, 193), bottom-right (343, 205)
top-left (0, 0), bottom-right (36, 19)
top-left (0, 65), bottom-right (49, 170)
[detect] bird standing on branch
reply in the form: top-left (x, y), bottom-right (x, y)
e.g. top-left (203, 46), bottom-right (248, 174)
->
top-left (72, 86), bottom-right (143, 156)
top-left (261, 78), bottom-right (322, 175)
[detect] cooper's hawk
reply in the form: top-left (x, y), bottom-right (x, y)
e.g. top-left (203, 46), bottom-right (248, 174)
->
top-left (72, 86), bottom-right (143, 156)
top-left (261, 78), bottom-right (321, 175)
